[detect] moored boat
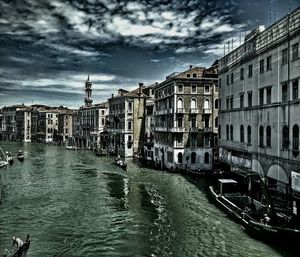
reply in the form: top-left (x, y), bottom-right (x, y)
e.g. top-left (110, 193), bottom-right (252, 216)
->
top-left (209, 178), bottom-right (300, 245)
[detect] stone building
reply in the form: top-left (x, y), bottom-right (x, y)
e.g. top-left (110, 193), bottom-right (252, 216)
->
top-left (143, 84), bottom-right (156, 161)
top-left (16, 107), bottom-right (32, 142)
top-left (78, 102), bottom-right (108, 149)
top-left (218, 8), bottom-right (300, 197)
top-left (1, 104), bottom-right (28, 140)
top-left (58, 110), bottom-right (73, 144)
top-left (107, 84), bottom-right (149, 157)
top-left (153, 64), bottom-right (219, 171)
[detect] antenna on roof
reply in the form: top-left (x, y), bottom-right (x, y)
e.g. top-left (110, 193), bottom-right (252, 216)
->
top-left (289, 0), bottom-right (291, 14)
top-left (269, 0), bottom-right (272, 25)
top-left (274, 0), bottom-right (277, 21)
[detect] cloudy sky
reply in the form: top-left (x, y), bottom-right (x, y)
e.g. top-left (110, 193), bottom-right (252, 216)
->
top-left (0, 0), bottom-right (299, 108)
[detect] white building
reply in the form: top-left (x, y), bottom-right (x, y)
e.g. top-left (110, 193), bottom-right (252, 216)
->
top-left (219, 8), bottom-right (300, 200)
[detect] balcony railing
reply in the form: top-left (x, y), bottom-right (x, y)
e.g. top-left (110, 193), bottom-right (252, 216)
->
top-left (176, 108), bottom-right (184, 114)
top-left (203, 127), bottom-right (212, 133)
top-left (171, 127), bottom-right (185, 132)
top-left (189, 127), bottom-right (199, 132)
top-left (189, 108), bottom-right (198, 114)
top-left (203, 108), bottom-right (212, 114)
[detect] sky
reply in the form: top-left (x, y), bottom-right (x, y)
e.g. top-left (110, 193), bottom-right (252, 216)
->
top-left (0, 0), bottom-right (299, 108)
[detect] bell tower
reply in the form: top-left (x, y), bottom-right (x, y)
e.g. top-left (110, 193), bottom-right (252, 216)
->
top-left (84, 75), bottom-right (93, 107)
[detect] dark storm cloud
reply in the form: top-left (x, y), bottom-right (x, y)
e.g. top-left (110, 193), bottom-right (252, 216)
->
top-left (0, 0), bottom-right (299, 107)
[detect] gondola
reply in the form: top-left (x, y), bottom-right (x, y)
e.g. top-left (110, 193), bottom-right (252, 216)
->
top-left (6, 152), bottom-right (13, 165)
top-left (186, 169), bottom-right (224, 178)
top-left (114, 158), bottom-right (127, 170)
top-left (0, 147), bottom-right (9, 168)
top-left (209, 178), bottom-right (300, 245)
top-left (5, 237), bottom-right (30, 257)
top-left (17, 151), bottom-right (24, 162)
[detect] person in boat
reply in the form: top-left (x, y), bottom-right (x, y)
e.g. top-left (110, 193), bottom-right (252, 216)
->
top-left (17, 150), bottom-right (23, 157)
top-left (12, 236), bottom-right (24, 252)
top-left (25, 234), bottom-right (30, 245)
top-left (261, 214), bottom-right (271, 225)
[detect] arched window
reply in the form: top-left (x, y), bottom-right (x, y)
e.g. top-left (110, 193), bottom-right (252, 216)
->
top-left (178, 152), bottom-right (183, 164)
top-left (230, 125), bottom-right (233, 141)
top-left (215, 117), bottom-right (218, 128)
top-left (204, 99), bottom-right (209, 109)
top-left (215, 99), bottom-right (219, 109)
top-left (226, 125), bottom-right (229, 140)
top-left (191, 152), bottom-right (196, 163)
top-left (204, 152), bottom-right (209, 163)
top-left (259, 126), bottom-right (264, 146)
top-left (219, 125), bottom-right (221, 139)
top-left (293, 125), bottom-right (299, 157)
top-left (240, 125), bottom-right (244, 143)
top-left (266, 126), bottom-right (271, 147)
top-left (177, 98), bottom-right (183, 109)
top-left (191, 98), bottom-right (196, 109)
top-left (283, 125), bottom-right (289, 149)
top-left (247, 126), bottom-right (251, 144)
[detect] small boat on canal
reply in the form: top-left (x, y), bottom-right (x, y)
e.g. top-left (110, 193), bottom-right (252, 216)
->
top-left (186, 168), bottom-right (224, 178)
top-left (6, 152), bottom-right (14, 165)
top-left (4, 235), bottom-right (30, 257)
top-left (0, 147), bottom-right (9, 169)
top-left (17, 151), bottom-right (24, 162)
top-left (114, 158), bottom-right (127, 170)
top-left (209, 177), bottom-right (300, 245)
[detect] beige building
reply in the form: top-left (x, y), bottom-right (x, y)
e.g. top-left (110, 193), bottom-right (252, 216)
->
top-left (219, 8), bottom-right (300, 198)
top-left (16, 107), bottom-right (32, 142)
top-left (78, 102), bottom-right (108, 149)
top-left (153, 64), bottom-right (219, 171)
top-left (58, 110), bottom-right (73, 144)
top-left (1, 104), bottom-right (28, 140)
top-left (107, 84), bottom-right (149, 157)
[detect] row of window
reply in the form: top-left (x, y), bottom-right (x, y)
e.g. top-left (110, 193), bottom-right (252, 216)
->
top-left (177, 98), bottom-right (218, 109)
top-left (223, 80), bottom-right (299, 110)
top-left (177, 152), bottom-right (210, 164)
top-left (222, 43), bottom-right (299, 87)
top-left (221, 124), bottom-right (300, 154)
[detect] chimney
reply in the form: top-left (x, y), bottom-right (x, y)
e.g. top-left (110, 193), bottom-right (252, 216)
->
top-left (139, 82), bottom-right (143, 96)
top-left (189, 65), bottom-right (193, 69)
top-left (112, 94), bottom-right (114, 98)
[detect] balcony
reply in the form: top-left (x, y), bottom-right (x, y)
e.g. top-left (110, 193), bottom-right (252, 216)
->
top-left (171, 127), bottom-right (185, 132)
top-left (203, 127), bottom-right (212, 133)
top-left (154, 127), bottom-right (168, 132)
top-left (189, 127), bottom-right (199, 132)
top-left (176, 108), bottom-right (184, 114)
top-left (203, 108), bottom-right (212, 114)
top-left (189, 108), bottom-right (198, 114)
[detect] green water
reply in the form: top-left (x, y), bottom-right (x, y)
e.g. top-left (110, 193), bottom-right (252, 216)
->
top-left (0, 142), bottom-right (295, 257)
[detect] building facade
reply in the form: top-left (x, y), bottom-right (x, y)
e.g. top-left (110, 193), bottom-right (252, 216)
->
top-left (219, 8), bottom-right (300, 195)
top-left (58, 110), bottom-right (73, 144)
top-left (1, 104), bottom-right (28, 140)
top-left (16, 107), bottom-right (32, 142)
top-left (153, 64), bottom-right (219, 171)
top-left (107, 84), bottom-right (149, 157)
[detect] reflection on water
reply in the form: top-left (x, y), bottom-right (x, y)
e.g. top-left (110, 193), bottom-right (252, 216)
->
top-left (0, 142), bottom-right (297, 257)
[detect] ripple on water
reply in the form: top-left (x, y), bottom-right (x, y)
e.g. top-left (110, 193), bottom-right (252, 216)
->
top-left (0, 142), bottom-right (291, 257)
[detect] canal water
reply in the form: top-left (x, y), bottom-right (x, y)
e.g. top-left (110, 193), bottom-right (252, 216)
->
top-left (0, 142), bottom-right (296, 257)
